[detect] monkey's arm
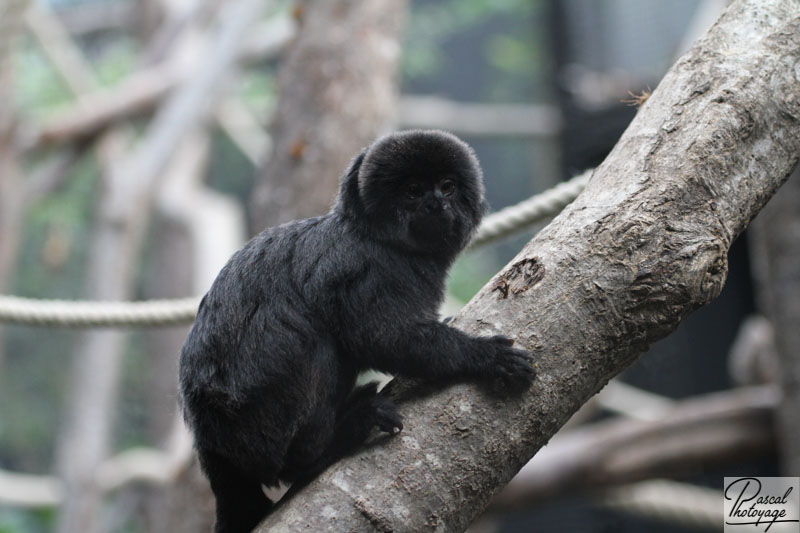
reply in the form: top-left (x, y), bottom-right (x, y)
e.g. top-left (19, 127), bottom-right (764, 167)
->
top-left (349, 316), bottom-right (535, 390)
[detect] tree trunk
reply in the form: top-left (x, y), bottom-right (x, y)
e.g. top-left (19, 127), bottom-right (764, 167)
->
top-left (257, 0), bottom-right (800, 530)
top-left (749, 167), bottom-right (800, 474)
top-left (249, 0), bottom-right (407, 232)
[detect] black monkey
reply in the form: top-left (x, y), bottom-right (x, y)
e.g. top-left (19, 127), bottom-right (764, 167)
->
top-left (179, 130), bottom-right (536, 533)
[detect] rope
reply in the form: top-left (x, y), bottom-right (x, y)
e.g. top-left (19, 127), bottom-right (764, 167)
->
top-left (0, 295), bottom-right (200, 327)
top-left (469, 169), bottom-right (591, 249)
top-left (0, 171), bottom-right (590, 327)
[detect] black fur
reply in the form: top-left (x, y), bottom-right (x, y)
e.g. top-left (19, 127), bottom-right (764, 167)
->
top-left (178, 130), bottom-right (535, 533)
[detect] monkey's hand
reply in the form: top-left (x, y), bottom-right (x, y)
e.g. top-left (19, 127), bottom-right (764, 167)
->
top-left (482, 335), bottom-right (536, 393)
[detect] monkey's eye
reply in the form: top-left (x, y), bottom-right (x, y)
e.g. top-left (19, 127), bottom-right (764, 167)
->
top-left (440, 179), bottom-right (456, 196)
top-left (406, 183), bottom-right (423, 200)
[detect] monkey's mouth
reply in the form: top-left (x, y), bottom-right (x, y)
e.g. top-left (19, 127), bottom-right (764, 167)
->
top-left (408, 211), bottom-right (458, 247)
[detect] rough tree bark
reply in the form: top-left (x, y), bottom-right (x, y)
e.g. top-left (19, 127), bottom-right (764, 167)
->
top-left (249, 0), bottom-right (407, 231)
top-left (749, 167), bottom-right (800, 474)
top-left (258, 0), bottom-right (800, 531)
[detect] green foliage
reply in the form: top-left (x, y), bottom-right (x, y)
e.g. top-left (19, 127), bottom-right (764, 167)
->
top-left (486, 34), bottom-right (531, 74)
top-left (0, 498), bottom-right (55, 533)
top-left (15, 34), bottom-right (139, 120)
top-left (14, 42), bottom-right (72, 118)
top-left (0, 156), bottom-right (98, 472)
top-left (114, 333), bottom-right (152, 450)
top-left (21, 155), bottom-right (98, 299)
top-left (0, 326), bottom-right (73, 469)
top-left (92, 36), bottom-right (139, 87)
top-left (237, 68), bottom-right (278, 119)
top-left (403, 0), bottom-right (542, 89)
top-left (208, 129), bottom-right (257, 202)
top-left (447, 247), bottom-right (501, 303)
top-left (212, 68), bottom-right (278, 200)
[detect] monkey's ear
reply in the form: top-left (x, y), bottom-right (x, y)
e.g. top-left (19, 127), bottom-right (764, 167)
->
top-left (334, 149), bottom-right (368, 217)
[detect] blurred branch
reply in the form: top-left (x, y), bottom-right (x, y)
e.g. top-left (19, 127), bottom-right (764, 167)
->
top-left (594, 380), bottom-right (675, 421)
top-left (19, 62), bottom-right (183, 150)
top-left (0, 0), bottom-right (28, 372)
top-left (600, 479), bottom-right (722, 530)
top-left (25, 4), bottom-right (98, 94)
top-left (50, 2), bottom-right (266, 531)
top-left (42, 4), bottom-right (146, 529)
top-left (96, 414), bottom-right (196, 493)
top-left (148, 124), bottom-right (246, 528)
top-left (238, 14), bottom-right (296, 67)
top-left (21, 145), bottom-right (91, 206)
top-left (749, 167), bottom-right (800, 474)
top-left (489, 386), bottom-right (778, 510)
top-left (19, 14), bottom-right (293, 155)
top-left (105, 0), bottom-right (267, 199)
top-left (215, 97), bottom-right (271, 165)
top-left (23, 91), bottom-right (560, 157)
top-left (398, 96), bottom-right (562, 137)
top-left (22, 3), bottom-right (131, 207)
top-left (155, 130), bottom-right (246, 292)
top-left (0, 417), bottom-right (194, 508)
top-left (0, 128), bottom-right (246, 519)
top-left (474, 479), bottom-right (724, 533)
top-left (727, 315), bottom-right (779, 386)
top-left (53, 1), bottom-right (135, 37)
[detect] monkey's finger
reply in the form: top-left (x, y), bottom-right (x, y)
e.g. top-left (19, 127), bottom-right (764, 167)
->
top-left (488, 335), bottom-right (516, 347)
top-left (498, 348), bottom-right (535, 369)
top-left (376, 407), bottom-right (404, 434)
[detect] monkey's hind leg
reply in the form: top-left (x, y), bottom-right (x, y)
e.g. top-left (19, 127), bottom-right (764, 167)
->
top-left (198, 449), bottom-right (273, 533)
top-left (287, 382), bottom-right (403, 495)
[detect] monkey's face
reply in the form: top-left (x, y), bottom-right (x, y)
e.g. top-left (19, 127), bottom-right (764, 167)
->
top-left (357, 130), bottom-right (487, 256)
top-left (398, 176), bottom-right (463, 249)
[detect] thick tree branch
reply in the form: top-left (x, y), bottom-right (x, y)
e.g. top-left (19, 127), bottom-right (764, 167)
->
top-left (490, 385), bottom-right (777, 509)
top-left (258, 0), bottom-right (800, 531)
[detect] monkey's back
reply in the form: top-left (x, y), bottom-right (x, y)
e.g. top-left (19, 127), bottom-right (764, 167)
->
top-left (178, 215), bottom-right (362, 451)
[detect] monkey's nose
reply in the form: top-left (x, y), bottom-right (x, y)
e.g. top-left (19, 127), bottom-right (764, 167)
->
top-left (424, 199), bottom-right (443, 214)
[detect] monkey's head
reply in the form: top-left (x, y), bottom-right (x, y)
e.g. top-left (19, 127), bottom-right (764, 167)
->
top-left (337, 130), bottom-right (487, 258)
